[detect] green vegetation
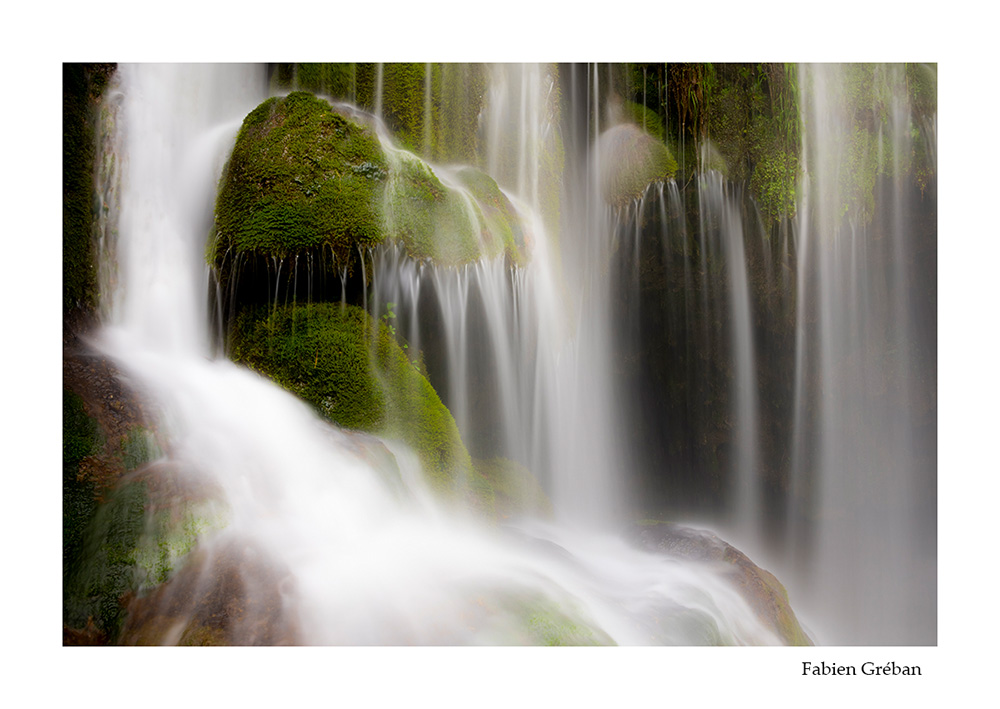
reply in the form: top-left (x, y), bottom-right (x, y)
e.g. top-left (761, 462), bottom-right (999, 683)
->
top-left (382, 150), bottom-right (482, 265)
top-left (133, 501), bottom-right (229, 589)
top-left (64, 480), bottom-right (148, 641)
top-left (624, 99), bottom-right (667, 143)
top-left (623, 62), bottom-right (936, 225)
top-left (271, 63), bottom-right (488, 164)
top-left (63, 390), bottom-right (101, 586)
top-left (376, 63), bottom-right (428, 155)
top-left (701, 64), bottom-right (801, 223)
top-left (381, 153), bottom-right (527, 266)
top-left (63, 63), bottom-right (116, 316)
top-left (273, 63), bottom-right (359, 100)
top-left (598, 123), bottom-right (678, 205)
top-left (212, 92), bottom-right (388, 281)
top-left (454, 167), bottom-right (525, 259)
top-left (228, 302), bottom-right (487, 500)
top-left (120, 428), bottom-right (161, 473)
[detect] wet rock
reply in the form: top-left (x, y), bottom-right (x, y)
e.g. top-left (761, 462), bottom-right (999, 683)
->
top-left (631, 521), bottom-right (812, 645)
top-left (120, 535), bottom-right (299, 645)
top-left (63, 342), bottom-right (161, 489)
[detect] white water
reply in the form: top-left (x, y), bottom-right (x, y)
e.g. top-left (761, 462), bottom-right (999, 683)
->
top-left (92, 64), bottom-right (782, 645)
top-left (789, 64), bottom-right (936, 644)
top-left (698, 173), bottom-right (760, 547)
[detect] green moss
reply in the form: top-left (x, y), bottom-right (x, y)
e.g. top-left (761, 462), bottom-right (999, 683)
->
top-left (64, 480), bottom-right (148, 641)
top-left (63, 64), bottom-right (115, 316)
top-left (305, 62), bottom-right (487, 164)
top-left (231, 302), bottom-right (384, 429)
top-left (663, 63), bottom-right (802, 222)
top-left (454, 167), bottom-right (528, 264)
top-left (134, 503), bottom-right (229, 589)
top-left (212, 92), bottom-right (388, 278)
top-left (379, 63), bottom-right (428, 155)
top-left (624, 99), bottom-right (667, 143)
top-left (274, 63), bottom-right (360, 100)
top-left (63, 389), bottom-right (101, 585)
top-left (906, 63), bottom-right (936, 119)
top-left (750, 149), bottom-right (800, 223)
top-left (473, 457), bottom-right (552, 520)
top-left (229, 302), bottom-right (480, 497)
top-left (382, 150), bottom-right (482, 265)
top-left (598, 123), bottom-right (678, 204)
top-left (427, 63), bottom-right (488, 163)
top-left (120, 427), bottom-right (161, 472)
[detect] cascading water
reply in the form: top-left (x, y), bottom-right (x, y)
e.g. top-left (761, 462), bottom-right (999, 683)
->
top-left (70, 60), bottom-right (936, 647)
top-left (788, 63), bottom-right (937, 645)
top-left (85, 63), bottom-right (790, 645)
top-left (593, 63), bottom-right (934, 646)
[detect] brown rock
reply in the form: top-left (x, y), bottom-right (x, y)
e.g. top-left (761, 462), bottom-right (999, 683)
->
top-left (632, 522), bottom-right (812, 645)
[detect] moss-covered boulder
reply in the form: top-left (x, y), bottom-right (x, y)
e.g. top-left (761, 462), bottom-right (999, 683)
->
top-left (598, 123), bottom-right (677, 205)
top-left (624, 99), bottom-right (667, 143)
top-left (63, 457), bottom-right (228, 644)
top-left (228, 302), bottom-right (491, 507)
top-left (381, 152), bottom-right (527, 266)
top-left (212, 92), bottom-right (388, 285)
top-left (381, 149), bottom-right (480, 265)
top-left (454, 167), bottom-right (529, 265)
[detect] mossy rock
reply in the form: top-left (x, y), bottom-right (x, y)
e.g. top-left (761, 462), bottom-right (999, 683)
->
top-left (120, 536), bottom-right (298, 646)
top-left (63, 389), bottom-right (101, 586)
top-left (453, 167), bottom-right (529, 265)
top-left (228, 302), bottom-right (489, 505)
top-left (382, 150), bottom-right (528, 267)
top-left (63, 460), bottom-right (230, 644)
top-left (624, 99), bottom-right (667, 143)
top-left (63, 63), bottom-right (116, 317)
top-left (598, 123), bottom-right (677, 205)
top-left (63, 480), bottom-right (148, 640)
top-left (474, 457), bottom-right (552, 520)
top-left (212, 92), bottom-right (388, 283)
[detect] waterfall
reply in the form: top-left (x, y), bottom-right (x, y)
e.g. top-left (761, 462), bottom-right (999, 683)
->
top-left (790, 63), bottom-right (936, 644)
top-left (85, 62), bottom-right (786, 646)
top-left (71, 60), bottom-right (936, 647)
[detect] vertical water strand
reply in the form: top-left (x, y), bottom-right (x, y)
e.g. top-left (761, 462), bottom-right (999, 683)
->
top-left (358, 245), bottom-right (368, 315)
top-left (406, 260), bottom-right (422, 367)
top-left (721, 180), bottom-right (760, 549)
top-left (694, 172), bottom-right (715, 483)
top-left (374, 63), bottom-right (384, 120)
top-left (94, 71), bottom-right (125, 324)
top-left (423, 63), bottom-right (433, 159)
top-left (434, 265), bottom-right (471, 450)
top-left (473, 258), bottom-right (519, 464)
